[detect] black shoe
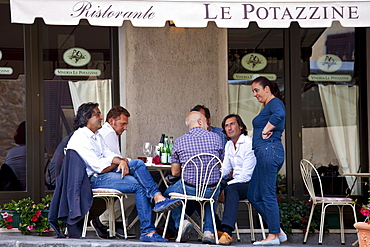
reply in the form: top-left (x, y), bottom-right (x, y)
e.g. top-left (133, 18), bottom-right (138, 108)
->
top-left (115, 227), bottom-right (137, 239)
top-left (90, 217), bottom-right (108, 239)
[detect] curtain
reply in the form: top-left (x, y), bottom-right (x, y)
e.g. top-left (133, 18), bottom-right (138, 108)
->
top-left (318, 84), bottom-right (360, 194)
top-left (68, 79), bottom-right (112, 118)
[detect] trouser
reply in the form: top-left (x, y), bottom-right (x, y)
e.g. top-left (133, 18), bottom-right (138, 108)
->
top-left (247, 141), bottom-right (284, 234)
top-left (221, 182), bottom-right (249, 229)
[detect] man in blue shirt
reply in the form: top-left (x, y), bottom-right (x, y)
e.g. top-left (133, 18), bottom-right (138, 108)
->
top-left (191, 105), bottom-right (227, 147)
top-left (164, 111), bottom-right (224, 244)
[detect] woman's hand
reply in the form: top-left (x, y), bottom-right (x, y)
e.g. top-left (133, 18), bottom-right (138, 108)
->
top-left (262, 131), bottom-right (273, 139)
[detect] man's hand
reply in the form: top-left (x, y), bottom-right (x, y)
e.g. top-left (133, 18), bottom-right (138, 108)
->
top-left (116, 159), bottom-right (129, 178)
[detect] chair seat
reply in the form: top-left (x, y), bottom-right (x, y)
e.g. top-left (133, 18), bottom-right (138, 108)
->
top-left (169, 192), bottom-right (212, 201)
top-left (92, 188), bottom-right (123, 194)
top-left (316, 196), bottom-right (354, 202)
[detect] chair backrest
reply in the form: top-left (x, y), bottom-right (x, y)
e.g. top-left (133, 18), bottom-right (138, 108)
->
top-left (181, 153), bottom-right (223, 201)
top-left (300, 159), bottom-right (324, 203)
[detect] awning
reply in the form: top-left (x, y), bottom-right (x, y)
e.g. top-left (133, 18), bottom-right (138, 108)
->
top-left (9, 0), bottom-right (370, 28)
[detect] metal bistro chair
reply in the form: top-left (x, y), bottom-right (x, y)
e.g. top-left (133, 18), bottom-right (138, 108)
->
top-left (300, 159), bottom-right (357, 245)
top-left (163, 153), bottom-right (223, 244)
top-left (82, 188), bottom-right (130, 239)
top-left (234, 199), bottom-right (266, 242)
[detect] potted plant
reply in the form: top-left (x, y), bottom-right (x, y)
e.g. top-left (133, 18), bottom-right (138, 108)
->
top-left (278, 195), bottom-right (322, 234)
top-left (0, 194), bottom-right (52, 235)
top-left (354, 196), bottom-right (370, 247)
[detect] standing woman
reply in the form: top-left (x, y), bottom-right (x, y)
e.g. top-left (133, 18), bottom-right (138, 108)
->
top-left (248, 76), bottom-right (286, 246)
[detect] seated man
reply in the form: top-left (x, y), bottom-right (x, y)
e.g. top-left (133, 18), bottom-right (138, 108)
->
top-left (89, 106), bottom-right (135, 239)
top-left (218, 114), bottom-right (256, 245)
top-left (191, 104), bottom-right (227, 147)
top-left (67, 102), bottom-right (181, 242)
top-left (164, 111), bottom-right (224, 244)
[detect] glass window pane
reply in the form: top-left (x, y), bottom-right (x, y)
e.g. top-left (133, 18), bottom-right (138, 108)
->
top-left (0, 4), bottom-right (26, 191)
top-left (42, 23), bottom-right (112, 191)
top-left (300, 23), bottom-right (359, 195)
top-left (228, 23), bottom-right (286, 194)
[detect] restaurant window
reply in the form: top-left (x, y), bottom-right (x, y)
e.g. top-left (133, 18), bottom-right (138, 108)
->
top-left (227, 23), bottom-right (287, 194)
top-left (42, 22), bottom-right (113, 191)
top-left (0, 4), bottom-right (26, 192)
top-left (300, 23), bottom-right (360, 195)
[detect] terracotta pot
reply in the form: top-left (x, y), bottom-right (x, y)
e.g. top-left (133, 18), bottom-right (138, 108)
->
top-left (354, 222), bottom-right (370, 247)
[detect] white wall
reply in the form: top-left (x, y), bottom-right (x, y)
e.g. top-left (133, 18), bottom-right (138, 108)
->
top-left (119, 22), bottom-right (228, 158)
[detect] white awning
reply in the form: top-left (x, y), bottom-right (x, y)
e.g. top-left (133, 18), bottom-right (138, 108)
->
top-left (9, 0), bottom-right (370, 28)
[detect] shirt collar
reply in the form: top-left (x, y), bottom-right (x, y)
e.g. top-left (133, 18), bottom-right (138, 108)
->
top-left (81, 126), bottom-right (99, 139)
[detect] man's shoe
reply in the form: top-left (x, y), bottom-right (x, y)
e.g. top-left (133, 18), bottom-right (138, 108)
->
top-left (217, 230), bottom-right (224, 239)
top-left (115, 227), bottom-right (137, 239)
top-left (253, 238), bottom-right (280, 246)
top-left (219, 232), bottom-right (233, 245)
top-left (202, 230), bottom-right (215, 244)
top-left (140, 232), bottom-right (168, 242)
top-left (90, 217), bottom-right (108, 239)
top-left (180, 219), bottom-right (193, 243)
top-left (153, 198), bottom-right (182, 213)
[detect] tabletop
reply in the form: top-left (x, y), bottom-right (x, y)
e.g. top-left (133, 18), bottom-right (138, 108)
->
top-left (343, 173), bottom-right (370, 177)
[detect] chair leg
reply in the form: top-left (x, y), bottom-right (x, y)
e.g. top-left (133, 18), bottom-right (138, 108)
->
top-left (118, 196), bottom-right (128, 239)
top-left (175, 200), bottom-right (187, 243)
top-left (258, 214), bottom-right (266, 240)
top-left (163, 210), bottom-right (171, 238)
top-left (318, 204), bottom-right (327, 245)
top-left (339, 205), bottom-right (345, 245)
top-left (303, 204), bottom-right (316, 244)
top-left (107, 197), bottom-right (115, 238)
top-left (235, 222), bottom-right (241, 241)
top-left (210, 201), bottom-right (219, 245)
top-left (127, 216), bottom-right (139, 231)
top-left (247, 202), bottom-right (255, 242)
top-left (81, 211), bottom-right (90, 238)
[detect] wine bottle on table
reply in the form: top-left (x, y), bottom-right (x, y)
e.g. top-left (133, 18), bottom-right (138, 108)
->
top-left (168, 136), bottom-right (174, 163)
top-left (160, 136), bottom-right (169, 164)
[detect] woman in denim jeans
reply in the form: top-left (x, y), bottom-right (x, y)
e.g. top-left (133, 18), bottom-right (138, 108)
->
top-left (248, 76), bottom-right (287, 246)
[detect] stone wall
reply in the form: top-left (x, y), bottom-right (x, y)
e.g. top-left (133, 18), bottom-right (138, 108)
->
top-left (0, 74), bottom-right (26, 164)
top-left (119, 22), bottom-right (228, 158)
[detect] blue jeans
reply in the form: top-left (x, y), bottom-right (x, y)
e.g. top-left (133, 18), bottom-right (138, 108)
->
top-left (164, 179), bottom-right (220, 232)
top-left (247, 141), bottom-right (284, 234)
top-left (90, 159), bottom-right (160, 235)
top-left (221, 182), bottom-right (249, 229)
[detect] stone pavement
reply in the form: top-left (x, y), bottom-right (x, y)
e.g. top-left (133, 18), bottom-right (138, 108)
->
top-left (0, 229), bottom-right (359, 247)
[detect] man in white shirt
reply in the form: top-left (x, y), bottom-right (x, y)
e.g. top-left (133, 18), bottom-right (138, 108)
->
top-left (67, 102), bottom-right (181, 242)
top-left (218, 114), bottom-right (256, 245)
top-left (91, 106), bottom-right (135, 239)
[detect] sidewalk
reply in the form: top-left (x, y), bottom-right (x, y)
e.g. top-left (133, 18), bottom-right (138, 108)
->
top-left (0, 228), bottom-right (359, 247)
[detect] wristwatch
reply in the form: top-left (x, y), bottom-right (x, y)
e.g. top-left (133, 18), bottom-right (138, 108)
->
top-left (262, 132), bottom-right (268, 135)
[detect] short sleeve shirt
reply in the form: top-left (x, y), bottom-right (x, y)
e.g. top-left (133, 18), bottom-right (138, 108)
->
top-left (171, 127), bottom-right (224, 185)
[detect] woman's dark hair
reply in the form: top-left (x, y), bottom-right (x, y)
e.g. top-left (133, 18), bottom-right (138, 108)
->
top-left (252, 76), bottom-right (282, 100)
top-left (74, 102), bottom-right (99, 129)
top-left (221, 114), bottom-right (248, 140)
top-left (14, 121), bottom-right (26, 145)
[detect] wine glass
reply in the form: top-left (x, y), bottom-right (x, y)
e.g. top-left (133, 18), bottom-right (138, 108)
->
top-left (143, 142), bottom-right (152, 163)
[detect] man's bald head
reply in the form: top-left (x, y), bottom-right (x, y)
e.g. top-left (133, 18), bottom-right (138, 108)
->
top-left (185, 111), bottom-right (208, 130)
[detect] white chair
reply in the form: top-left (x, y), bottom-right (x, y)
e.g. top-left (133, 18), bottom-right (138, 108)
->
top-left (234, 199), bottom-right (266, 242)
top-left (300, 159), bottom-right (357, 245)
top-left (163, 153), bottom-right (223, 244)
top-left (82, 188), bottom-right (129, 239)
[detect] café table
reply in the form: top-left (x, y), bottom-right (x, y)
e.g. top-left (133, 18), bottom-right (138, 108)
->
top-left (145, 163), bottom-right (172, 188)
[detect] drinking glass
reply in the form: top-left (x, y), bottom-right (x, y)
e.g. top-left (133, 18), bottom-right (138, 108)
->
top-left (143, 142), bottom-right (152, 163)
